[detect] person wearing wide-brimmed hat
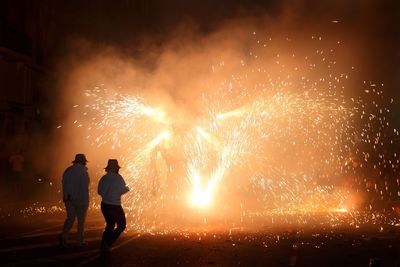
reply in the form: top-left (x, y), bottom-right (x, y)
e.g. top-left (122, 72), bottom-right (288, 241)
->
top-left (98, 159), bottom-right (129, 252)
top-left (59, 153), bottom-right (90, 248)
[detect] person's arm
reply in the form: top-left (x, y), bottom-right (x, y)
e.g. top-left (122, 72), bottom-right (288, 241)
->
top-left (98, 176), bottom-right (105, 196)
top-left (85, 171), bottom-right (90, 192)
top-left (84, 170), bottom-right (90, 203)
top-left (62, 171), bottom-right (72, 202)
top-left (120, 177), bottom-right (130, 195)
top-left (86, 170), bottom-right (90, 186)
top-left (122, 185), bottom-right (130, 194)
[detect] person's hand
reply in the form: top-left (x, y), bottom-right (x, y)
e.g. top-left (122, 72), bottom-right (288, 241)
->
top-left (122, 185), bottom-right (130, 194)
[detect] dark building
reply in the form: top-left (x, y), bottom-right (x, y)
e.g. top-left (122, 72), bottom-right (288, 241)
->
top-left (0, 0), bottom-right (155, 182)
top-left (0, 0), bottom-right (47, 181)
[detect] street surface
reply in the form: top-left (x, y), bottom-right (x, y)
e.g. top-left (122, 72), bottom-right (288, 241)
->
top-left (0, 206), bottom-right (399, 267)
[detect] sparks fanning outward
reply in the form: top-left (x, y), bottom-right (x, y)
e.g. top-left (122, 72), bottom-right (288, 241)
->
top-left (63, 34), bottom-right (400, 230)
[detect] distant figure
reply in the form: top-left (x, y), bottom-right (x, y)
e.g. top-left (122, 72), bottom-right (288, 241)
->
top-left (8, 150), bottom-right (25, 194)
top-left (59, 154), bottom-right (90, 248)
top-left (98, 159), bottom-right (129, 253)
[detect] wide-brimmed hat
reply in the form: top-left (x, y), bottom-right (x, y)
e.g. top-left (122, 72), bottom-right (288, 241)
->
top-left (72, 153), bottom-right (88, 164)
top-left (104, 159), bottom-right (121, 171)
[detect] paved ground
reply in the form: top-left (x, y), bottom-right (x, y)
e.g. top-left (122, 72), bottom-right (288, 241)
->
top-left (0, 208), bottom-right (399, 267)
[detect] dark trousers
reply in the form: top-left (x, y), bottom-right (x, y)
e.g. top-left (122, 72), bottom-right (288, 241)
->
top-left (101, 202), bottom-right (126, 247)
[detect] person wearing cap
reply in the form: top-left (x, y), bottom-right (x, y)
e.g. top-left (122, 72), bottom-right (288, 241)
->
top-left (59, 154), bottom-right (90, 248)
top-left (98, 159), bottom-right (129, 252)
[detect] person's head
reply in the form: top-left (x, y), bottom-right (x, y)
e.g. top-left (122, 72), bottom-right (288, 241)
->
top-left (72, 154), bottom-right (88, 165)
top-left (104, 159), bottom-right (121, 173)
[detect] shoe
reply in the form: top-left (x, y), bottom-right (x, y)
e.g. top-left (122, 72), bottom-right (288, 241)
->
top-left (59, 237), bottom-right (68, 249)
top-left (100, 241), bottom-right (110, 253)
top-left (77, 241), bottom-right (88, 247)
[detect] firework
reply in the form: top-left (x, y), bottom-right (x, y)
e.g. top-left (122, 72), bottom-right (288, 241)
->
top-left (56, 33), bottom-right (400, 232)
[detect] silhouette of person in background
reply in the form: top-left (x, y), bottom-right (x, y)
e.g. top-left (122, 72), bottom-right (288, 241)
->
top-left (59, 154), bottom-right (90, 248)
top-left (98, 159), bottom-right (129, 253)
top-left (8, 149), bottom-right (25, 194)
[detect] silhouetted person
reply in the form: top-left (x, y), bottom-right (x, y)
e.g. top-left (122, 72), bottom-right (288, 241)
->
top-left (98, 159), bottom-right (129, 252)
top-left (8, 149), bottom-right (25, 194)
top-left (59, 154), bottom-right (90, 248)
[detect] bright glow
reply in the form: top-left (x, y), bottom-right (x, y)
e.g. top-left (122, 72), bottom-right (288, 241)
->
top-left (188, 163), bottom-right (226, 208)
top-left (189, 168), bottom-right (211, 207)
top-left (140, 106), bottom-right (167, 123)
top-left (216, 107), bottom-right (247, 120)
top-left (146, 130), bottom-right (171, 151)
top-left (333, 208), bottom-right (348, 213)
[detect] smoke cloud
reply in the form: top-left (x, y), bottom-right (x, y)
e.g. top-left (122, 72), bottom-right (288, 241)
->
top-left (35, 0), bottom-right (400, 229)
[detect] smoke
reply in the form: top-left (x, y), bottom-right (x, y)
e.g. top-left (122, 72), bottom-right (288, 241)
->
top-left (36, 1), bottom-right (400, 229)
top-left (54, 22), bottom-right (344, 170)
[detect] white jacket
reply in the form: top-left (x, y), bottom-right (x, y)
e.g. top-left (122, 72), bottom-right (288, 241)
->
top-left (62, 163), bottom-right (90, 205)
top-left (98, 172), bottom-right (129, 205)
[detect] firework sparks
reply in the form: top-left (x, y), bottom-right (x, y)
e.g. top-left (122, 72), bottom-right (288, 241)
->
top-left (53, 33), bottom-right (400, 232)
